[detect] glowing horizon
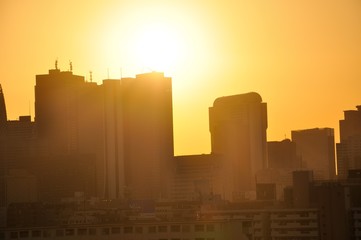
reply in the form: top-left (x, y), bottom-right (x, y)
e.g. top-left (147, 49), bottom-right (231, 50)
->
top-left (1, 0), bottom-right (361, 155)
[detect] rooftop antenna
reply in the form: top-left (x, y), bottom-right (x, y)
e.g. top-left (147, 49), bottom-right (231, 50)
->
top-left (55, 59), bottom-right (58, 70)
top-left (89, 71), bottom-right (93, 82)
top-left (69, 61), bottom-right (73, 72)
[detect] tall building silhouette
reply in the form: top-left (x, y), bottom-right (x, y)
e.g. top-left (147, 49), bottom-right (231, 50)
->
top-left (0, 84), bottom-right (7, 206)
top-left (268, 139), bottom-right (300, 169)
top-left (291, 128), bottom-right (336, 180)
top-left (35, 68), bottom-right (174, 201)
top-left (209, 92), bottom-right (267, 201)
top-left (121, 72), bottom-right (174, 200)
top-left (0, 84), bottom-right (7, 129)
top-left (102, 79), bottom-right (125, 199)
top-left (35, 67), bottom-right (102, 200)
top-left (337, 106), bottom-right (361, 179)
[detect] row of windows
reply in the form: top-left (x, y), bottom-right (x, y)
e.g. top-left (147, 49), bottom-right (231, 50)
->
top-left (6, 224), bottom-right (216, 239)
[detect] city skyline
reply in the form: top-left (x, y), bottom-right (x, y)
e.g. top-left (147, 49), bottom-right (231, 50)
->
top-left (1, 0), bottom-right (361, 156)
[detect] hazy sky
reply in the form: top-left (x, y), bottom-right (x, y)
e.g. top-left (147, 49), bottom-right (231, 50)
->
top-left (1, 0), bottom-right (361, 155)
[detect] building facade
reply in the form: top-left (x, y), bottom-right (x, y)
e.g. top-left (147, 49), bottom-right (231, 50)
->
top-left (35, 68), bottom-right (174, 201)
top-left (291, 128), bottom-right (336, 180)
top-left (337, 106), bottom-right (361, 179)
top-left (209, 92), bottom-right (268, 201)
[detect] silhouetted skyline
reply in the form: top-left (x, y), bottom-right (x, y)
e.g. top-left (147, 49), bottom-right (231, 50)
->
top-left (1, 1), bottom-right (361, 155)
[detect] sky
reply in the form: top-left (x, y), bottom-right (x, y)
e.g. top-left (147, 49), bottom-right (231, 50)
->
top-left (1, 0), bottom-right (361, 155)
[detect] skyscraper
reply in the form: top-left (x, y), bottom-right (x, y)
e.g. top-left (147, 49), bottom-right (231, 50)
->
top-left (209, 92), bottom-right (267, 201)
top-left (35, 67), bottom-right (103, 199)
top-left (291, 128), bottom-right (336, 180)
top-left (35, 68), bottom-right (174, 201)
top-left (121, 72), bottom-right (174, 200)
top-left (337, 106), bottom-right (361, 179)
top-left (267, 139), bottom-right (300, 169)
top-left (35, 68), bottom-right (87, 154)
top-left (102, 79), bottom-right (125, 199)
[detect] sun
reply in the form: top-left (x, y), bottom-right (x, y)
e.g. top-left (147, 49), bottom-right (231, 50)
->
top-left (132, 23), bottom-right (184, 73)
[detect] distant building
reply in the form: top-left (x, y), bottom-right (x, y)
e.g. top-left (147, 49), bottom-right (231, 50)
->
top-left (172, 154), bottom-right (220, 201)
top-left (337, 106), bottom-right (361, 179)
top-left (4, 169), bottom-right (37, 205)
top-left (292, 170), bottom-right (313, 208)
top-left (35, 68), bottom-right (174, 201)
top-left (120, 72), bottom-right (174, 200)
top-left (257, 139), bottom-right (301, 200)
top-left (209, 92), bottom-right (268, 201)
top-left (268, 139), bottom-right (300, 169)
top-left (0, 114), bottom-right (38, 207)
top-left (291, 128), bottom-right (336, 180)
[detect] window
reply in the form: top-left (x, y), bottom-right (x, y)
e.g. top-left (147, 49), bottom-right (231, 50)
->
top-left (182, 225), bottom-right (190, 232)
top-left (300, 212), bottom-right (309, 217)
top-left (32, 231), bottom-right (41, 237)
top-left (55, 229), bottom-right (64, 237)
top-left (111, 227), bottom-right (120, 234)
top-left (10, 232), bottom-right (18, 239)
top-left (148, 226), bottom-right (156, 233)
top-left (135, 226), bottom-right (143, 233)
top-left (78, 228), bottom-right (87, 236)
top-left (43, 230), bottom-right (52, 238)
top-left (89, 228), bottom-right (97, 235)
top-left (171, 225), bottom-right (181, 232)
top-left (158, 225), bottom-right (167, 232)
top-left (65, 229), bottom-right (75, 236)
top-left (194, 224), bottom-right (204, 232)
top-left (124, 226), bottom-right (133, 234)
top-left (206, 224), bottom-right (215, 232)
top-left (101, 228), bottom-right (109, 235)
top-left (19, 231), bottom-right (29, 238)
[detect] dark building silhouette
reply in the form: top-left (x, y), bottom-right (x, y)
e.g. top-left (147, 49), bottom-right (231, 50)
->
top-left (337, 106), bottom-right (361, 179)
top-left (268, 139), bottom-right (300, 169)
top-left (35, 68), bottom-right (102, 200)
top-left (291, 128), bottom-right (336, 180)
top-left (0, 115), bottom-right (38, 206)
top-left (172, 154), bottom-right (220, 201)
top-left (34, 68), bottom-right (174, 201)
top-left (209, 92), bottom-right (267, 201)
top-left (292, 170), bottom-right (313, 208)
top-left (121, 72), bottom-right (174, 200)
top-left (0, 85), bottom-right (7, 132)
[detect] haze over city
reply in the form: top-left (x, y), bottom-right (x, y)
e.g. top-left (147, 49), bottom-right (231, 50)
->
top-left (1, 0), bottom-right (361, 156)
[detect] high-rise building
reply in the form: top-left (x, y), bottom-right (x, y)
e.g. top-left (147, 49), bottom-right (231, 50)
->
top-left (35, 68), bottom-right (86, 153)
top-left (101, 79), bottom-right (125, 200)
top-left (267, 139), bottom-right (300, 169)
top-left (337, 106), bottom-right (361, 179)
top-left (0, 85), bottom-right (8, 206)
top-left (35, 67), bottom-right (102, 199)
top-left (209, 92), bottom-right (267, 201)
top-left (255, 139), bottom-right (301, 200)
top-left (121, 72), bottom-right (174, 200)
top-left (291, 128), bottom-right (336, 180)
top-left (35, 68), bottom-right (174, 201)
top-left (172, 154), bottom-right (220, 201)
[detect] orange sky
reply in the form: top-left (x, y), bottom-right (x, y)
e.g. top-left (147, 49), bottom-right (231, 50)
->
top-left (1, 0), bottom-right (361, 155)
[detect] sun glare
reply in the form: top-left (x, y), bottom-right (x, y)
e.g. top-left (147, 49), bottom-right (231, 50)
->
top-left (133, 23), bottom-right (183, 73)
